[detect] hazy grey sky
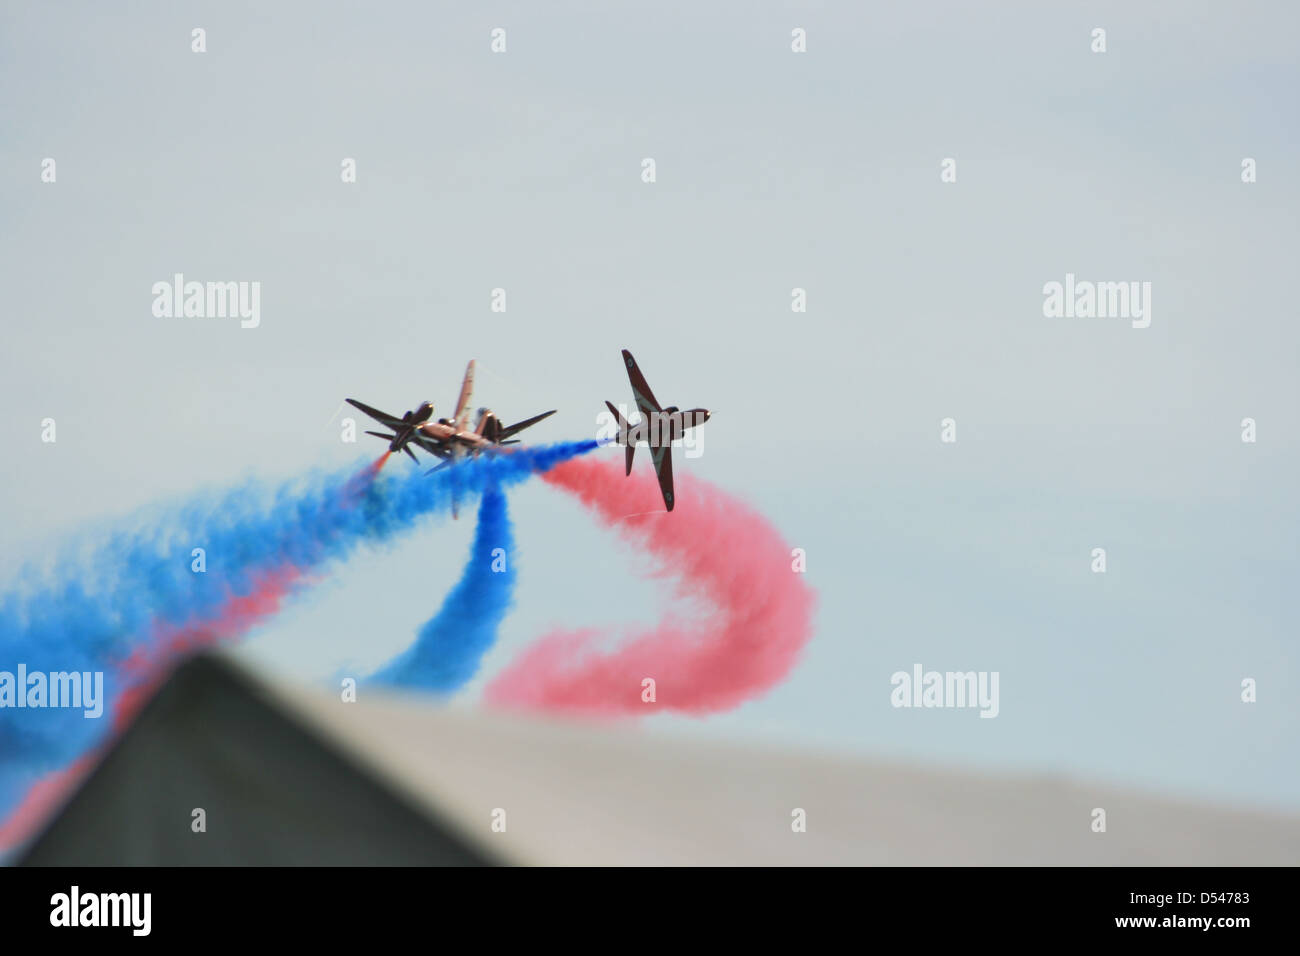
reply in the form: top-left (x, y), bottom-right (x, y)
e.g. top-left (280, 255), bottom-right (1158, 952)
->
top-left (2, 1), bottom-right (1297, 810)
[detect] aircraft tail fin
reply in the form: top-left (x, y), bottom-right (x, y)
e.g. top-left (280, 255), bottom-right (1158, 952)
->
top-left (604, 400), bottom-right (629, 431)
top-left (476, 410), bottom-right (503, 442)
top-left (606, 401), bottom-right (636, 474)
top-left (453, 360), bottom-right (476, 431)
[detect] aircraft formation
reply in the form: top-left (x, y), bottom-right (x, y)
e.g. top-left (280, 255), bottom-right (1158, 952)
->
top-left (346, 350), bottom-right (711, 513)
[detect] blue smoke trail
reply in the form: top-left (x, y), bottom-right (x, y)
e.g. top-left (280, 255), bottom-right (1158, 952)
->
top-left (0, 440), bottom-right (597, 821)
top-left (368, 483), bottom-right (515, 692)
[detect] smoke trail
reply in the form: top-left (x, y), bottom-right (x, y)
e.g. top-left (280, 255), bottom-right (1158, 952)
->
top-left (0, 563), bottom-right (305, 850)
top-left (368, 484), bottom-right (515, 692)
top-left (0, 487), bottom-right (516, 850)
top-left (0, 440), bottom-right (597, 825)
top-left (0, 566), bottom-right (303, 851)
top-left (483, 455), bottom-right (816, 715)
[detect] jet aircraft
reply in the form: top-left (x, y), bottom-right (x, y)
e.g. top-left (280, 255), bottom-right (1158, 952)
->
top-left (603, 349), bottom-right (710, 512)
top-left (346, 360), bottom-right (556, 516)
top-left (347, 361), bottom-right (555, 466)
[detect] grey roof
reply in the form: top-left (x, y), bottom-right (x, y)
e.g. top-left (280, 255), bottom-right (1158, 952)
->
top-left (20, 651), bottom-right (1300, 865)
top-left (19, 654), bottom-right (493, 866)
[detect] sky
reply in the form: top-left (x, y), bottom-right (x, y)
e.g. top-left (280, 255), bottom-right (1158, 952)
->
top-left (1, 1), bottom-right (1298, 811)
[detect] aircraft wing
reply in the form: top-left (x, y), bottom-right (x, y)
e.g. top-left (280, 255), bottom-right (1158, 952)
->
top-left (346, 398), bottom-right (406, 429)
top-left (622, 350), bottom-right (662, 421)
top-left (453, 360), bottom-right (475, 431)
top-left (650, 443), bottom-right (675, 511)
top-left (499, 409), bottom-right (557, 441)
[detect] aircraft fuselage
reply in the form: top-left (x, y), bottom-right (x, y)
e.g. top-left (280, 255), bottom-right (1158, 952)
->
top-left (386, 402), bottom-right (434, 451)
top-left (617, 407), bottom-right (711, 446)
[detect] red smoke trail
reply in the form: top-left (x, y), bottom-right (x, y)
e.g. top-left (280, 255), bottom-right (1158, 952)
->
top-left (116, 564), bottom-right (306, 711)
top-left (0, 757), bottom-right (88, 849)
top-left (338, 450), bottom-right (392, 506)
top-left (483, 456), bottom-right (816, 715)
top-left (365, 450), bottom-right (392, 478)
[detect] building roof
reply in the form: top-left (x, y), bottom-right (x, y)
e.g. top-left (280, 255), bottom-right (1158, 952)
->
top-left (19, 652), bottom-right (1300, 865)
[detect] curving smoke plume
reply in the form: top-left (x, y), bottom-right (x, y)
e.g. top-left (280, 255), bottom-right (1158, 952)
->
top-left (484, 456), bottom-right (816, 715)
